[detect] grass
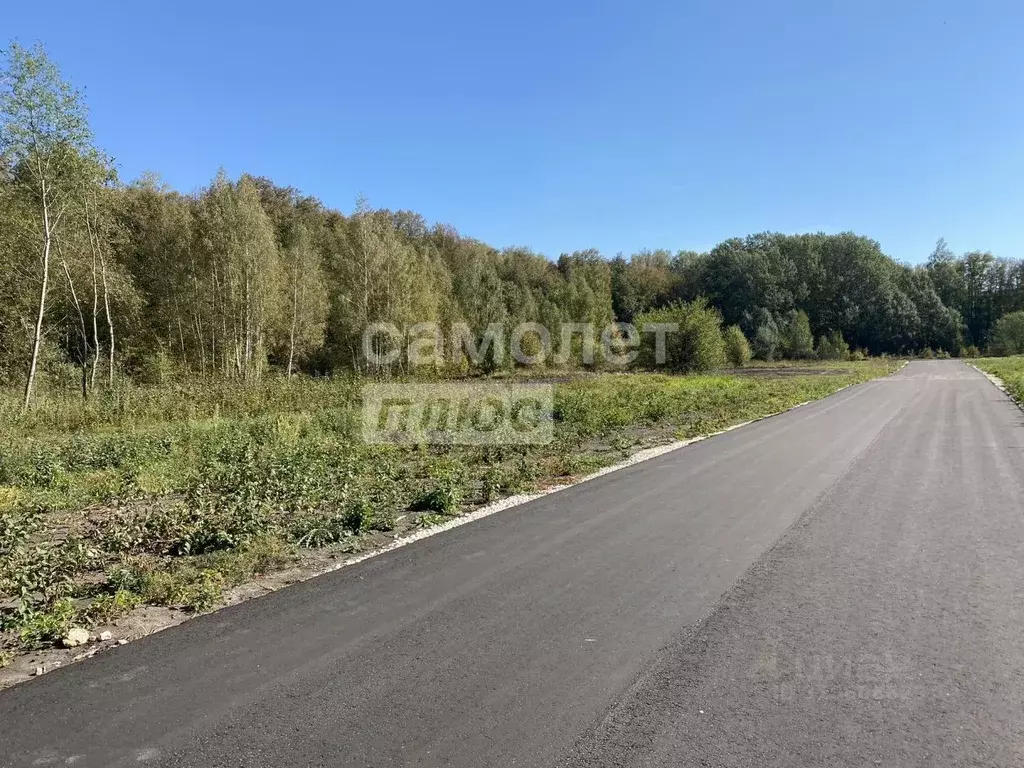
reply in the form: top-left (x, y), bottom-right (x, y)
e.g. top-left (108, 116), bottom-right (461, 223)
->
top-left (973, 357), bottom-right (1024, 401)
top-left (0, 359), bottom-right (899, 658)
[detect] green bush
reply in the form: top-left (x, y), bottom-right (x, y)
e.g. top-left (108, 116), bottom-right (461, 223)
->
top-left (780, 310), bottom-right (814, 359)
top-left (0, 534), bottom-right (94, 613)
top-left (723, 326), bottom-right (752, 367)
top-left (86, 589), bottom-right (142, 622)
top-left (989, 311), bottom-right (1024, 356)
top-left (11, 599), bottom-right (78, 648)
top-left (635, 298), bottom-right (726, 373)
top-left (753, 324), bottom-right (779, 361)
top-left (413, 469), bottom-right (466, 515)
top-left (816, 330), bottom-right (850, 361)
top-left (108, 561), bottom-right (224, 612)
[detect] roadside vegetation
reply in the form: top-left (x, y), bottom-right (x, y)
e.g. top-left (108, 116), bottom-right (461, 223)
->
top-left (0, 360), bottom-right (898, 661)
top-left (974, 356), bottom-right (1024, 401)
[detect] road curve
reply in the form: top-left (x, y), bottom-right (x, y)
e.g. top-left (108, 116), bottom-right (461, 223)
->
top-left (2, 360), bottom-right (1022, 767)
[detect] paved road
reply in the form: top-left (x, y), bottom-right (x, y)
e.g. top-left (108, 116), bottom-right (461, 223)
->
top-left (2, 360), bottom-right (1022, 767)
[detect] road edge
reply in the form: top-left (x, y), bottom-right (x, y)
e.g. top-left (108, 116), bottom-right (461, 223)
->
top-left (0, 363), bottom-right (907, 689)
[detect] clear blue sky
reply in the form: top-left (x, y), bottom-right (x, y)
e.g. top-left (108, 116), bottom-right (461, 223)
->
top-left (6, 0), bottom-right (1024, 262)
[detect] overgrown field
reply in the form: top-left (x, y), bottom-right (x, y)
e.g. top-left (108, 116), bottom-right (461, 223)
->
top-left (0, 361), bottom-right (898, 663)
top-left (974, 357), bottom-right (1024, 400)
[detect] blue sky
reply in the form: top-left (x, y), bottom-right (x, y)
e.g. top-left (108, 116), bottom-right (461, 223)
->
top-left (6, 0), bottom-right (1023, 262)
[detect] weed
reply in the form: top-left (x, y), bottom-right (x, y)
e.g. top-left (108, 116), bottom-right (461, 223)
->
top-left (290, 514), bottom-right (352, 548)
top-left (340, 498), bottom-right (372, 533)
top-left (112, 561), bottom-right (225, 613)
top-left (413, 513), bottom-right (447, 529)
top-left (11, 599), bottom-right (78, 648)
top-left (86, 589), bottom-right (142, 623)
top-left (412, 469), bottom-right (466, 515)
top-left (481, 467), bottom-right (505, 502)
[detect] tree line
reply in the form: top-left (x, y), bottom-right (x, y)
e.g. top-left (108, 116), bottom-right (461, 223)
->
top-left (3, 42), bottom-right (1023, 407)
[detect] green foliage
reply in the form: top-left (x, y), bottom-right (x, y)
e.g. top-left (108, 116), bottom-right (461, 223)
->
top-left (635, 298), bottom-right (726, 373)
top-left (0, 42), bottom-right (93, 161)
top-left (780, 310), bottom-right (814, 360)
top-left (752, 324), bottom-right (779, 362)
top-left (12, 598), bottom-right (77, 647)
top-left (0, 513), bottom-right (94, 620)
top-left (976, 357), bottom-right (1024, 402)
top-left (815, 330), bottom-right (850, 361)
top-left (108, 560), bottom-right (224, 612)
top-left (412, 467), bottom-right (467, 515)
top-left (0, 43), bottom-right (1018, 390)
top-left (413, 513), bottom-right (447, 529)
top-left (723, 325), bottom-right (751, 367)
top-left (86, 588), bottom-right (141, 622)
top-left (989, 311), bottom-right (1024, 356)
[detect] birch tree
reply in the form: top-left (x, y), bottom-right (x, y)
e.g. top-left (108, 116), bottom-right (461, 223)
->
top-left (194, 172), bottom-right (280, 379)
top-left (279, 222), bottom-right (327, 376)
top-left (0, 43), bottom-right (93, 410)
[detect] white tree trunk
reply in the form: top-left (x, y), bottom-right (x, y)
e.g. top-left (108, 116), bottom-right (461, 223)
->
top-left (100, 249), bottom-right (115, 386)
top-left (23, 178), bottom-right (51, 413)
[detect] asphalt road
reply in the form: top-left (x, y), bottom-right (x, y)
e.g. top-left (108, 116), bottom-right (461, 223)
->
top-left (2, 360), bottom-right (1022, 767)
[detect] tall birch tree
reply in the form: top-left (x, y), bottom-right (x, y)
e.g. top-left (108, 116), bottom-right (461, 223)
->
top-left (0, 43), bottom-right (93, 409)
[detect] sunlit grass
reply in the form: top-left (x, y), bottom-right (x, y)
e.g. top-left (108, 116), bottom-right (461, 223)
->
top-left (974, 356), bottom-right (1024, 401)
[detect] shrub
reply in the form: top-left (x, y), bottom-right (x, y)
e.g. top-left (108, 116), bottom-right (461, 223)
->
top-left (86, 589), bottom-right (142, 622)
top-left (920, 346), bottom-right (936, 359)
top-left (198, 536), bottom-right (295, 582)
top-left (962, 345), bottom-right (981, 358)
top-left (635, 298), bottom-right (726, 373)
top-left (780, 310), bottom-right (814, 359)
top-left (723, 326), bottom-right (752, 367)
top-left (365, 507), bottom-right (396, 532)
top-left (749, 308), bottom-right (780, 361)
top-left (109, 561), bottom-right (224, 613)
top-left (989, 311), bottom-right (1024, 356)
top-left (11, 599), bottom-right (78, 648)
top-left (0, 535), bottom-right (94, 611)
top-left (753, 324), bottom-right (779, 361)
top-left (413, 469), bottom-right (466, 515)
top-left (816, 330), bottom-right (850, 361)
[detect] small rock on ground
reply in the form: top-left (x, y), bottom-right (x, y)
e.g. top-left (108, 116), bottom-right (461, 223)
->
top-left (62, 627), bottom-right (90, 648)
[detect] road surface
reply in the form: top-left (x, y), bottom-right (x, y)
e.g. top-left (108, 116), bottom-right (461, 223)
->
top-left (1, 360), bottom-right (1022, 767)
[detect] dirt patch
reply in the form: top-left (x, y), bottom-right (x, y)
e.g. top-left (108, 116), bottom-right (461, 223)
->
top-left (721, 367), bottom-right (849, 377)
